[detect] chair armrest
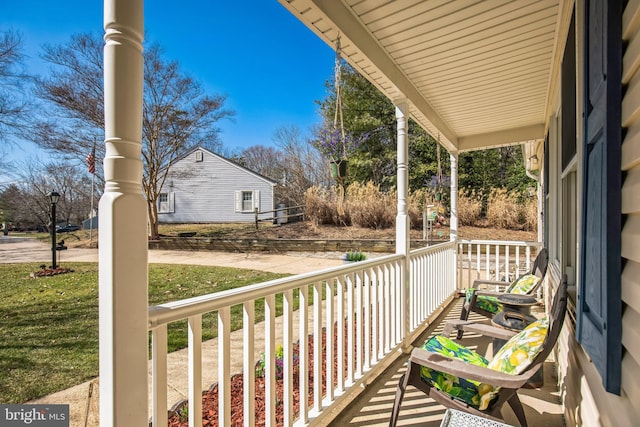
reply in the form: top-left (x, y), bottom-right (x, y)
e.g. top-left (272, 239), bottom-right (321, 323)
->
top-left (409, 348), bottom-right (527, 389)
top-left (468, 289), bottom-right (507, 298)
top-left (472, 278), bottom-right (509, 289)
top-left (442, 320), bottom-right (516, 341)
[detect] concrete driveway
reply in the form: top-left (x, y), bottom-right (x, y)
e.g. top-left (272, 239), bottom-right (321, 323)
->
top-left (0, 235), bottom-right (347, 274)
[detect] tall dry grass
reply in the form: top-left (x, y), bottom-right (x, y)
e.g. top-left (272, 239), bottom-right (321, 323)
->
top-left (457, 189), bottom-right (483, 225)
top-left (345, 182), bottom-right (395, 229)
top-left (304, 183), bottom-right (537, 231)
top-left (485, 188), bottom-right (537, 231)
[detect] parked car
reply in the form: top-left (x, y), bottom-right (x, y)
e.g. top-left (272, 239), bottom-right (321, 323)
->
top-left (56, 224), bottom-right (81, 232)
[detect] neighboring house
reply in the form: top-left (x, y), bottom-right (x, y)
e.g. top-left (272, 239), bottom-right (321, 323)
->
top-left (157, 147), bottom-right (276, 223)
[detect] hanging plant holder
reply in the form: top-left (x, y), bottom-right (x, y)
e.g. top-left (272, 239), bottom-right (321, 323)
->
top-left (330, 159), bottom-right (348, 179)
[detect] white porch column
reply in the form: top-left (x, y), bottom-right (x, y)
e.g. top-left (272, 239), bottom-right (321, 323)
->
top-left (395, 102), bottom-right (411, 351)
top-left (100, 1), bottom-right (147, 426)
top-left (449, 152), bottom-right (458, 241)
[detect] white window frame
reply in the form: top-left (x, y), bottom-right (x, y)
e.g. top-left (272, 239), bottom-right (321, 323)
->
top-left (235, 190), bottom-right (260, 213)
top-left (158, 192), bottom-right (174, 213)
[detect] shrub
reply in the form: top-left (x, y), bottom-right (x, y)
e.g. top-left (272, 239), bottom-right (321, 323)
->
top-left (344, 250), bottom-right (367, 262)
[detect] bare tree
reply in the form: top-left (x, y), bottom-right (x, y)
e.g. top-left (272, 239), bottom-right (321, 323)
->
top-left (5, 160), bottom-right (92, 230)
top-left (271, 125), bottom-right (326, 206)
top-left (30, 33), bottom-right (235, 238)
top-left (240, 145), bottom-right (283, 179)
top-left (0, 29), bottom-right (31, 167)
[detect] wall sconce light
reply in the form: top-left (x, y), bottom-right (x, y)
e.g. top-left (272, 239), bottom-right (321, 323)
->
top-left (528, 154), bottom-right (539, 170)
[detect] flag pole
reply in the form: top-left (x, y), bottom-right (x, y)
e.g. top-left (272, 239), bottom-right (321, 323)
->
top-left (89, 142), bottom-right (96, 242)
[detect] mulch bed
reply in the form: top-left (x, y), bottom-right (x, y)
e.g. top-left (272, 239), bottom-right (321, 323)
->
top-left (30, 267), bottom-right (74, 277)
top-left (168, 323), bottom-right (348, 427)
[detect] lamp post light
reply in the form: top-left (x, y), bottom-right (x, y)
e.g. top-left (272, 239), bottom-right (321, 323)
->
top-left (48, 191), bottom-right (60, 269)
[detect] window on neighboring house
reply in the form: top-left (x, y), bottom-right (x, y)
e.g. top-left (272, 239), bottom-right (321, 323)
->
top-left (235, 190), bottom-right (260, 213)
top-left (195, 151), bottom-right (203, 162)
top-left (158, 192), bottom-right (174, 213)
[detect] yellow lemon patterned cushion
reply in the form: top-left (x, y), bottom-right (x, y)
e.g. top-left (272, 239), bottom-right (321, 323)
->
top-left (506, 274), bottom-right (541, 295)
top-left (488, 318), bottom-right (548, 375)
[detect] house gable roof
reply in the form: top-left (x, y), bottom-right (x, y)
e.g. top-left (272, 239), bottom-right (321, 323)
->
top-left (169, 146), bottom-right (277, 186)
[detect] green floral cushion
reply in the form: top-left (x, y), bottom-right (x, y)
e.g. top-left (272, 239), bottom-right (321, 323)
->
top-left (465, 289), bottom-right (502, 314)
top-left (419, 335), bottom-right (496, 410)
top-left (505, 274), bottom-right (541, 295)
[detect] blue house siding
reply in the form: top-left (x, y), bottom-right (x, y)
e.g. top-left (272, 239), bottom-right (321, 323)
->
top-left (158, 147), bottom-right (275, 223)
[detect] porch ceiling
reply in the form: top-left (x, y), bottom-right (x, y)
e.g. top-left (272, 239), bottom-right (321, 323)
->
top-left (279, 0), bottom-right (563, 153)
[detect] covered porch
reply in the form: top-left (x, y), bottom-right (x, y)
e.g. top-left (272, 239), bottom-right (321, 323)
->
top-left (99, 0), bottom-right (635, 426)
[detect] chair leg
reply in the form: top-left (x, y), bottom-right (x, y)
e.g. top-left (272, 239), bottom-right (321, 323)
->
top-left (389, 372), bottom-right (409, 427)
top-left (507, 393), bottom-right (528, 427)
top-left (457, 295), bottom-right (473, 339)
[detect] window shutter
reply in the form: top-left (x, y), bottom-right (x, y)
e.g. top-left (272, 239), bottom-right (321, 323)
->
top-left (169, 192), bottom-right (175, 213)
top-left (235, 191), bottom-right (242, 212)
top-left (254, 190), bottom-right (260, 210)
top-left (577, 0), bottom-right (622, 394)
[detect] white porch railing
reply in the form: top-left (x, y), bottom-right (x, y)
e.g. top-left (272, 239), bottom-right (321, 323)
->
top-left (147, 241), bottom-right (457, 427)
top-left (456, 240), bottom-right (543, 291)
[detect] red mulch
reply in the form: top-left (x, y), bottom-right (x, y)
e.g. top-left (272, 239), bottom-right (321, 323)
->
top-left (168, 323), bottom-right (348, 427)
top-left (30, 267), bottom-right (74, 277)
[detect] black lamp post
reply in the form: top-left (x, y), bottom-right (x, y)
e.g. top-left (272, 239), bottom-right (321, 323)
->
top-left (48, 191), bottom-right (60, 269)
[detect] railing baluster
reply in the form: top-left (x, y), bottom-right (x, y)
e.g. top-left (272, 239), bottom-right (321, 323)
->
top-left (325, 280), bottom-right (334, 402)
top-left (485, 243), bottom-right (490, 279)
top-left (347, 272), bottom-right (355, 384)
top-left (336, 276), bottom-right (345, 393)
top-left (265, 294), bottom-right (276, 426)
top-left (298, 285), bottom-right (309, 423)
top-left (283, 289), bottom-right (293, 426)
top-left (151, 325), bottom-right (167, 427)
top-left (371, 267), bottom-right (379, 363)
top-left (218, 307), bottom-right (231, 427)
top-left (313, 281), bottom-right (323, 411)
top-left (188, 314), bottom-right (202, 427)
top-left (242, 301), bottom-right (255, 427)
top-left (505, 243), bottom-right (511, 281)
top-left (356, 271), bottom-right (363, 377)
top-left (364, 269), bottom-right (372, 370)
top-left (495, 244), bottom-right (500, 284)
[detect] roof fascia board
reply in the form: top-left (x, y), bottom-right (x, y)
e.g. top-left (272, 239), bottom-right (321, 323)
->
top-left (458, 123), bottom-right (545, 152)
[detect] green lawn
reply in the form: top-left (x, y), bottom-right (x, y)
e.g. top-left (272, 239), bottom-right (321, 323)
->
top-left (0, 262), bottom-right (287, 403)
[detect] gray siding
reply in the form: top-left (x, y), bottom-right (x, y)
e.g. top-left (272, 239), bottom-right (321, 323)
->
top-left (158, 149), bottom-right (275, 223)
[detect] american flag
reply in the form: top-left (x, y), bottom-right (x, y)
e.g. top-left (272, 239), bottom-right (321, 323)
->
top-left (85, 150), bottom-right (96, 174)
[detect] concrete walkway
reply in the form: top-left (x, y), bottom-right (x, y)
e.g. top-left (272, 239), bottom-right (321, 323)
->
top-left (1, 235), bottom-right (348, 426)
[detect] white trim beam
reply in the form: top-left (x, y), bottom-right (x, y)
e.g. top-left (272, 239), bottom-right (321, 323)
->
top-left (457, 123), bottom-right (545, 152)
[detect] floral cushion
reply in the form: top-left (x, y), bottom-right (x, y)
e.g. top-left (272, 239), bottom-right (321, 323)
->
top-left (465, 289), bottom-right (502, 314)
top-left (505, 274), bottom-right (541, 295)
top-left (419, 335), bottom-right (496, 410)
top-left (488, 317), bottom-right (548, 374)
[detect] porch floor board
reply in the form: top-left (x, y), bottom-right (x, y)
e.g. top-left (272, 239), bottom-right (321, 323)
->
top-left (328, 298), bottom-right (566, 427)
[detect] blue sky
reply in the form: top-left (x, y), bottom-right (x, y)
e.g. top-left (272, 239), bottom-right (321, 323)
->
top-left (2, 0), bottom-right (335, 165)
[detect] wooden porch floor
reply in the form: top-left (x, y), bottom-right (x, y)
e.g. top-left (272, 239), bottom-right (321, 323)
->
top-left (328, 298), bottom-right (566, 427)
